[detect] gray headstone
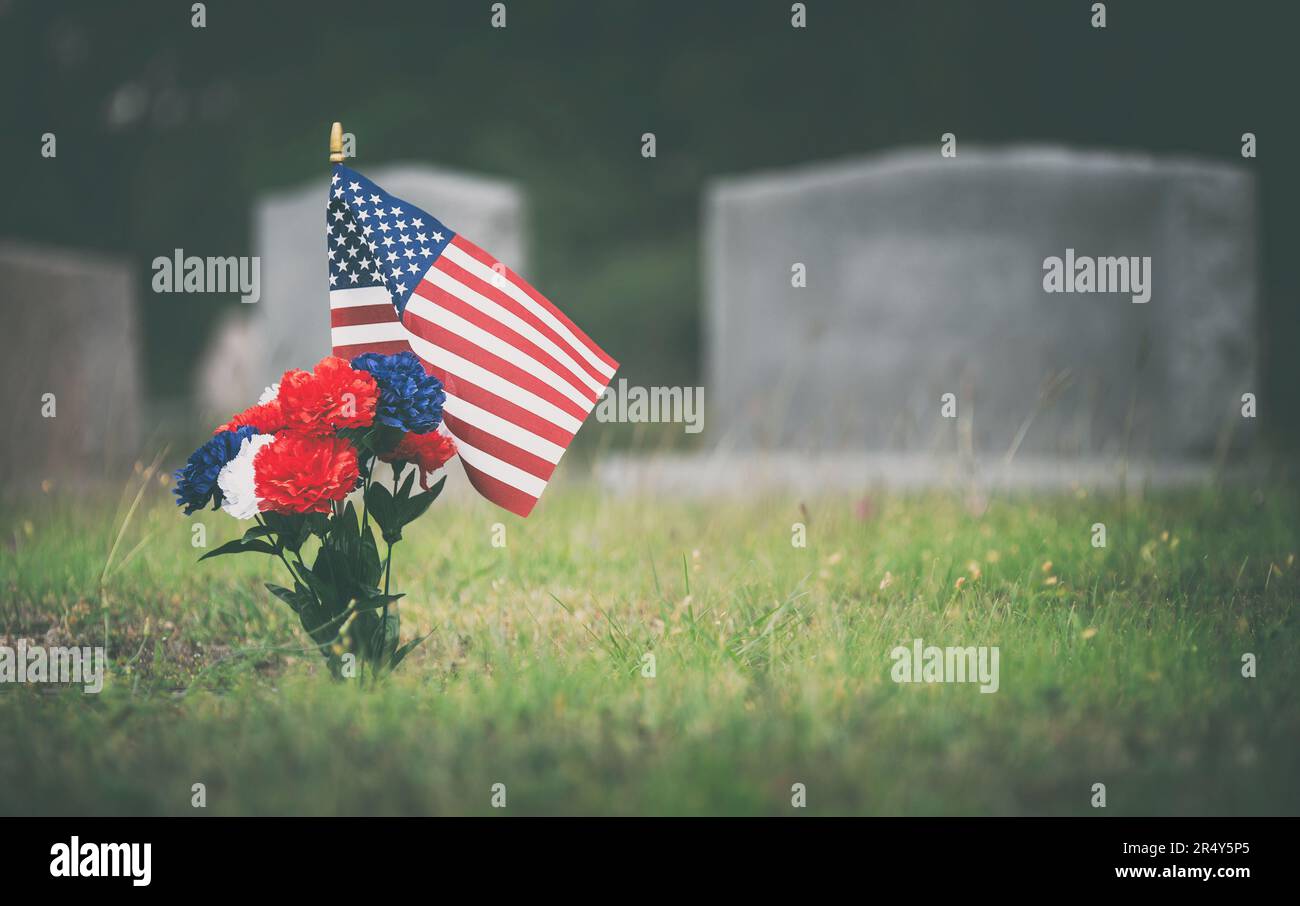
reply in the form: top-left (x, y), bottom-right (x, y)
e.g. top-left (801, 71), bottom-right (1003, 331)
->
top-left (0, 242), bottom-right (142, 488)
top-left (705, 147), bottom-right (1258, 461)
top-left (210, 164), bottom-right (525, 408)
top-left (195, 307), bottom-right (265, 423)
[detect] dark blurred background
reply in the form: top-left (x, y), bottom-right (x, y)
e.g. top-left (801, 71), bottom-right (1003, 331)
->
top-left (2, 0), bottom-right (1297, 445)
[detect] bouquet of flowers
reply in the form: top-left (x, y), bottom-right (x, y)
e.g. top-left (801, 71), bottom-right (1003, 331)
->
top-left (173, 351), bottom-right (457, 678)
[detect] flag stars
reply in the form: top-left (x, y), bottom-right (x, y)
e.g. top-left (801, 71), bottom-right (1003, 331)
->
top-left (327, 182), bottom-right (450, 301)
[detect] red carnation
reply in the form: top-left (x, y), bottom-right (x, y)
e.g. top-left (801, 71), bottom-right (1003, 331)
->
top-left (380, 431), bottom-right (457, 489)
top-left (215, 399), bottom-right (285, 435)
top-left (254, 432), bottom-right (359, 514)
top-left (277, 356), bottom-right (379, 436)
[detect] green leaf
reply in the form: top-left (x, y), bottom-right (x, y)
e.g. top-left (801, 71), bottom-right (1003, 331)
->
top-left (352, 586), bottom-right (404, 613)
top-left (399, 477), bottom-right (446, 527)
top-left (359, 522), bottom-right (382, 588)
top-left (327, 501), bottom-right (362, 577)
top-left (341, 425), bottom-right (404, 458)
top-left (198, 537), bottom-right (277, 561)
top-left (299, 600), bottom-right (342, 650)
top-left (390, 631), bottom-right (434, 671)
top-left (364, 481), bottom-right (397, 539)
top-left (305, 547), bottom-right (347, 617)
top-left (347, 610), bottom-right (380, 662)
top-left (345, 609), bottom-right (397, 664)
top-left (372, 612), bottom-right (400, 665)
top-left (396, 467), bottom-right (416, 503)
top-left (262, 512), bottom-right (311, 552)
top-left (336, 427), bottom-right (362, 445)
top-left (305, 512), bottom-right (332, 539)
top-left (337, 501), bottom-right (360, 547)
top-left (242, 525), bottom-right (274, 541)
top-left (264, 582), bottom-right (311, 614)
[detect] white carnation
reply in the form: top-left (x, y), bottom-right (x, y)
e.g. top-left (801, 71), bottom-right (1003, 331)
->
top-left (257, 382), bottom-right (280, 405)
top-left (217, 433), bottom-right (275, 520)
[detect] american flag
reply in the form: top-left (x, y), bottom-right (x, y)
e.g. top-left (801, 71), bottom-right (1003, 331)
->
top-left (326, 163), bottom-right (618, 517)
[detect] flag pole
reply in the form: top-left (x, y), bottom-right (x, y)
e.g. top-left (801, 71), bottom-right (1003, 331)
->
top-left (329, 122), bottom-right (344, 162)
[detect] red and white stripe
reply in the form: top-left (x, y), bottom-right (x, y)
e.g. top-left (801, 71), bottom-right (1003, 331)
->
top-left (331, 236), bottom-right (618, 517)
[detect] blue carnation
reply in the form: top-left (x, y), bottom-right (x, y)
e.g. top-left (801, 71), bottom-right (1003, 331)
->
top-left (173, 426), bottom-right (257, 515)
top-left (351, 351), bottom-right (445, 434)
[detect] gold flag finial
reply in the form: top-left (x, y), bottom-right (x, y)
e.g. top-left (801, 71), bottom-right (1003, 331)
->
top-left (329, 122), bottom-right (344, 163)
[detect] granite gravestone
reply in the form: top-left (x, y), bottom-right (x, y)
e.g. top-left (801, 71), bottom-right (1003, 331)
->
top-left (704, 147), bottom-right (1257, 462)
top-left (1, 242), bottom-right (142, 489)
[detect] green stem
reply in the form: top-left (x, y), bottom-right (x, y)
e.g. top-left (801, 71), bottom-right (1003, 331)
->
top-left (358, 458), bottom-right (380, 673)
top-left (384, 542), bottom-right (393, 596)
top-left (377, 465), bottom-right (401, 671)
top-left (359, 457), bottom-right (373, 544)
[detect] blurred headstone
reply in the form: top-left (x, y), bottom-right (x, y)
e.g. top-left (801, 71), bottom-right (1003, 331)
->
top-left (705, 147), bottom-right (1257, 461)
top-left (226, 164), bottom-right (525, 404)
top-left (0, 242), bottom-right (142, 489)
top-left (194, 307), bottom-right (265, 424)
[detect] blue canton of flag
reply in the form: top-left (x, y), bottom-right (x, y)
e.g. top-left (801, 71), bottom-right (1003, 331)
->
top-left (327, 164), bottom-right (454, 317)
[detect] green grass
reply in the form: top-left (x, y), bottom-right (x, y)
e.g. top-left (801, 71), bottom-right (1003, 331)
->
top-left (2, 472), bottom-right (1298, 815)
